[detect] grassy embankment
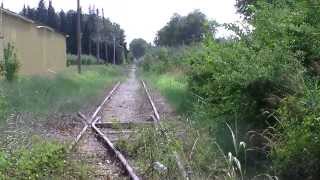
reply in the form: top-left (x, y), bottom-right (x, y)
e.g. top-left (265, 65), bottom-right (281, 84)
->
top-left (0, 65), bottom-right (124, 179)
top-left (0, 65), bottom-right (124, 123)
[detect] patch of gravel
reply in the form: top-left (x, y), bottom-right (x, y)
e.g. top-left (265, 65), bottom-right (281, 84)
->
top-left (103, 66), bottom-right (153, 123)
top-left (74, 130), bottom-right (128, 180)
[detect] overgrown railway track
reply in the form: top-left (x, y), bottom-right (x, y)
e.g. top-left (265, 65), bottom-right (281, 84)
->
top-left (68, 79), bottom-right (165, 180)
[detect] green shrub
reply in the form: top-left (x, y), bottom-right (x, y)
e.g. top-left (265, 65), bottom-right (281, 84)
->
top-left (67, 54), bottom-right (101, 66)
top-left (0, 137), bottom-right (89, 179)
top-left (1, 43), bottom-right (20, 81)
top-left (140, 46), bottom-right (197, 74)
top-left (187, 38), bottom-right (303, 141)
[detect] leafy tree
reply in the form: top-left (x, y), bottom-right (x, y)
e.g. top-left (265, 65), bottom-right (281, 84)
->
top-left (47, 0), bottom-right (58, 29)
top-left (100, 16), bottom-right (114, 62)
top-left (235, 0), bottom-right (293, 19)
top-left (83, 6), bottom-right (98, 55)
top-left (91, 8), bottom-right (103, 62)
top-left (21, 5), bottom-right (27, 16)
top-left (235, 0), bottom-right (257, 18)
top-left (59, 10), bottom-right (67, 33)
top-left (129, 38), bottom-right (148, 59)
top-left (155, 10), bottom-right (216, 46)
top-left (36, 0), bottom-right (48, 24)
top-left (25, 6), bottom-right (37, 20)
top-left (65, 10), bottom-right (77, 54)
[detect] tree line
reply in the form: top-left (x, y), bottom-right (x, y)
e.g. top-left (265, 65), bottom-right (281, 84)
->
top-left (129, 10), bottom-right (218, 60)
top-left (20, 0), bottom-right (127, 64)
top-left (154, 10), bottom-right (217, 47)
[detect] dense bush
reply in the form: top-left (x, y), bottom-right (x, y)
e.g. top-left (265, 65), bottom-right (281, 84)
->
top-left (251, 0), bottom-right (320, 72)
top-left (188, 39), bottom-right (303, 124)
top-left (67, 54), bottom-right (101, 66)
top-left (185, 38), bottom-right (305, 177)
top-left (140, 45), bottom-right (201, 74)
top-left (272, 82), bottom-right (320, 180)
top-left (186, 1), bottom-right (320, 178)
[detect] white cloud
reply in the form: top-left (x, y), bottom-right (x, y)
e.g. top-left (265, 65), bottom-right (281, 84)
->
top-left (2, 0), bottom-right (242, 43)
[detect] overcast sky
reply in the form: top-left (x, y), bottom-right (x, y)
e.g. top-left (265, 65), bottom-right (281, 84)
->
top-left (2, 0), bottom-right (241, 43)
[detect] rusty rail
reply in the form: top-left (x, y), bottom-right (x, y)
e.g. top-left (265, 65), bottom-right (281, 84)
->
top-left (69, 81), bottom-right (140, 180)
top-left (69, 82), bottom-right (121, 151)
top-left (92, 122), bottom-right (140, 180)
top-left (141, 80), bottom-right (160, 122)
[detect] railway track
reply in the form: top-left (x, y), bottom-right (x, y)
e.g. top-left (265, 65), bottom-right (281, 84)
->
top-left (68, 72), bottom-right (163, 180)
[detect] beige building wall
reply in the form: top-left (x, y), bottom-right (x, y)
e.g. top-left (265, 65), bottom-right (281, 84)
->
top-left (1, 10), bottom-right (66, 75)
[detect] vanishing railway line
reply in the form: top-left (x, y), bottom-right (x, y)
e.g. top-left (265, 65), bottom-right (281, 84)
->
top-left (68, 66), bottom-right (163, 180)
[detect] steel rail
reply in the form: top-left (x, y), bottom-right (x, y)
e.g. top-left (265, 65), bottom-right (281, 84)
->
top-left (141, 80), bottom-right (160, 122)
top-left (69, 81), bottom-right (140, 180)
top-left (89, 82), bottom-right (140, 180)
top-left (69, 82), bottom-right (121, 151)
top-left (91, 122), bottom-right (140, 180)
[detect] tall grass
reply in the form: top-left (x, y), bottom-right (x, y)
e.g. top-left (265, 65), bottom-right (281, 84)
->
top-left (0, 65), bottom-right (124, 124)
top-left (140, 71), bottom-right (192, 114)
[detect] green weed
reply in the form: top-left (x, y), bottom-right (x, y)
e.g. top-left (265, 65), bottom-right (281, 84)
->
top-left (0, 136), bottom-right (90, 179)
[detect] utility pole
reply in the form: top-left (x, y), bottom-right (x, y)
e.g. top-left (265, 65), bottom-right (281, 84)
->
top-left (77, 0), bottom-right (81, 73)
top-left (113, 35), bottom-right (116, 65)
top-left (96, 8), bottom-right (100, 63)
top-left (102, 8), bottom-right (108, 65)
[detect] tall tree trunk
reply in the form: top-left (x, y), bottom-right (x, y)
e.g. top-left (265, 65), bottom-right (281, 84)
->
top-left (96, 41), bottom-right (100, 63)
top-left (77, 0), bottom-right (81, 73)
top-left (113, 37), bottom-right (116, 65)
top-left (88, 39), bottom-right (92, 56)
top-left (105, 42), bottom-right (108, 64)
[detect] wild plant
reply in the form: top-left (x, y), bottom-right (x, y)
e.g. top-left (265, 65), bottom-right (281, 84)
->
top-left (217, 123), bottom-right (278, 180)
top-left (2, 43), bottom-right (19, 81)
